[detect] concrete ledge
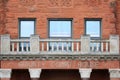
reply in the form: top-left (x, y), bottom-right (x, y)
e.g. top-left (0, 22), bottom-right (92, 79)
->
top-left (0, 54), bottom-right (120, 60)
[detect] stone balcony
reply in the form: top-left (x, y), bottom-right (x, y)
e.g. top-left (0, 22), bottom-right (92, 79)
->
top-left (0, 34), bottom-right (120, 60)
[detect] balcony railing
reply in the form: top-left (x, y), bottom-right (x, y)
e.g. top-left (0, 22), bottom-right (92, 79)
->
top-left (0, 34), bottom-right (119, 55)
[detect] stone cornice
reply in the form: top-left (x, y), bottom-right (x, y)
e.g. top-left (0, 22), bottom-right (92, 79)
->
top-left (0, 54), bottom-right (120, 61)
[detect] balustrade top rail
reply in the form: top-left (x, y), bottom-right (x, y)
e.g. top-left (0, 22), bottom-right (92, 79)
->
top-left (0, 34), bottom-right (119, 55)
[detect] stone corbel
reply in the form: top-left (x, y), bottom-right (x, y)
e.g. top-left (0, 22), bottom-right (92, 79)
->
top-left (29, 69), bottom-right (42, 80)
top-left (0, 69), bottom-right (12, 78)
top-left (109, 69), bottom-right (120, 78)
top-left (79, 69), bottom-right (92, 80)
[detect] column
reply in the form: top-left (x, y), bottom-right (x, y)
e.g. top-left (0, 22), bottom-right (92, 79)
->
top-left (109, 69), bottom-right (120, 80)
top-left (1, 34), bottom-right (10, 54)
top-left (110, 35), bottom-right (119, 54)
top-left (30, 35), bottom-right (40, 54)
top-left (29, 69), bottom-right (42, 80)
top-left (79, 69), bottom-right (92, 80)
top-left (0, 69), bottom-right (12, 80)
top-left (81, 35), bottom-right (90, 54)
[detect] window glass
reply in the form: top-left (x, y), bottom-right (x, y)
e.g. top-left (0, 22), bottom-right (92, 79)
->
top-left (20, 20), bottom-right (35, 38)
top-left (49, 21), bottom-right (71, 37)
top-left (49, 19), bottom-right (72, 51)
top-left (86, 20), bottom-right (101, 38)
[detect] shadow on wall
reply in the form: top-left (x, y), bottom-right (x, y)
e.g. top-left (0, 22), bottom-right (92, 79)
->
top-left (39, 69), bottom-right (81, 80)
top-left (10, 69), bottom-right (110, 80)
top-left (11, 69), bottom-right (31, 80)
top-left (90, 69), bottom-right (110, 80)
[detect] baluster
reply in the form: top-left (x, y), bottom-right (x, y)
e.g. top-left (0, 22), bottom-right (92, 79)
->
top-left (62, 42), bottom-right (64, 51)
top-left (106, 42), bottom-right (108, 52)
top-left (17, 42), bottom-right (19, 52)
top-left (26, 43), bottom-right (29, 52)
top-left (12, 43), bottom-right (14, 52)
top-left (96, 43), bottom-right (99, 51)
top-left (91, 43), bottom-right (94, 52)
top-left (52, 42), bottom-right (54, 51)
top-left (66, 42), bottom-right (69, 51)
top-left (21, 42), bottom-right (24, 52)
top-left (47, 42), bottom-right (49, 51)
top-left (56, 42), bottom-right (59, 51)
top-left (101, 42), bottom-right (103, 52)
top-left (42, 42), bottom-right (44, 51)
top-left (76, 42), bottom-right (79, 52)
top-left (72, 42), bottom-right (74, 52)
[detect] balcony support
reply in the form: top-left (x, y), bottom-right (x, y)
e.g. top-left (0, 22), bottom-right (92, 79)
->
top-left (110, 35), bottom-right (119, 54)
top-left (81, 35), bottom-right (90, 54)
top-left (109, 69), bottom-right (120, 79)
top-left (1, 35), bottom-right (10, 54)
top-left (29, 69), bottom-right (42, 80)
top-left (79, 69), bottom-right (92, 80)
top-left (0, 69), bottom-right (12, 80)
top-left (30, 35), bottom-right (40, 54)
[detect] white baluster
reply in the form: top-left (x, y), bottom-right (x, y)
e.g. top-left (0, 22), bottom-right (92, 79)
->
top-left (62, 42), bottom-right (64, 51)
top-left (56, 42), bottom-right (59, 51)
top-left (12, 43), bottom-right (14, 52)
top-left (26, 43), bottom-right (29, 52)
top-left (17, 43), bottom-right (19, 52)
top-left (101, 42), bottom-right (103, 52)
top-left (47, 42), bottom-right (49, 51)
top-left (21, 42), bottom-right (24, 52)
top-left (76, 42), bottom-right (79, 52)
top-left (96, 43), bottom-right (99, 52)
top-left (72, 42), bottom-right (74, 52)
top-left (106, 42), bottom-right (108, 52)
top-left (52, 42), bottom-right (54, 51)
top-left (66, 42), bottom-right (69, 51)
top-left (91, 43), bottom-right (94, 52)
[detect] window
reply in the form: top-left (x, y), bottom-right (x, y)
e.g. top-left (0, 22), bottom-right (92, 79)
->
top-left (85, 18), bottom-right (102, 51)
top-left (19, 18), bottom-right (35, 51)
top-left (85, 18), bottom-right (101, 39)
top-left (19, 19), bottom-right (35, 38)
top-left (48, 18), bottom-right (72, 51)
top-left (49, 19), bottom-right (72, 38)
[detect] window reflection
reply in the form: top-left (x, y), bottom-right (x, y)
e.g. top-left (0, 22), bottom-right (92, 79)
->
top-left (49, 21), bottom-right (71, 37)
top-left (20, 21), bottom-right (35, 38)
top-left (49, 19), bottom-right (72, 51)
top-left (86, 20), bottom-right (101, 38)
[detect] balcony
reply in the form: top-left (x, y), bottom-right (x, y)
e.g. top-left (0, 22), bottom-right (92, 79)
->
top-left (0, 34), bottom-right (120, 60)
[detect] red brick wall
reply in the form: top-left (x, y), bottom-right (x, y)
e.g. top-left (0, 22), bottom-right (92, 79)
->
top-left (2, 0), bottom-right (117, 39)
top-left (116, 0), bottom-right (120, 34)
top-left (0, 0), bottom-right (8, 34)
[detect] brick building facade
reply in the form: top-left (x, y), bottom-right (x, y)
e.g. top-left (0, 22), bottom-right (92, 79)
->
top-left (0, 0), bottom-right (120, 80)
